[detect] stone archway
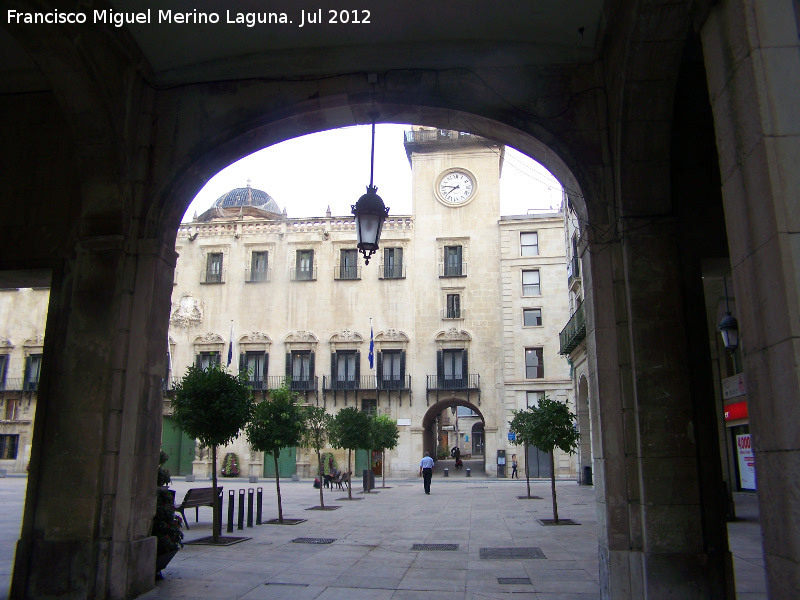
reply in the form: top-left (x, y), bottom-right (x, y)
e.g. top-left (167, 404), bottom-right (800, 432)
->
top-left (420, 398), bottom-right (487, 470)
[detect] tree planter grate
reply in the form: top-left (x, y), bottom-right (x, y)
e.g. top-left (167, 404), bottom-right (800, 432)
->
top-left (305, 505), bottom-right (341, 511)
top-left (411, 543), bottom-right (459, 551)
top-left (480, 547), bottom-right (546, 559)
top-left (292, 537), bottom-right (336, 544)
top-left (537, 519), bottom-right (580, 526)
top-left (185, 536), bottom-right (250, 546)
top-left (498, 577), bottom-right (532, 585)
top-left (264, 518), bottom-right (307, 525)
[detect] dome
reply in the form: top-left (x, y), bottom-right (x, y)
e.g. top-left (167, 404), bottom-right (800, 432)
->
top-left (213, 181), bottom-right (281, 214)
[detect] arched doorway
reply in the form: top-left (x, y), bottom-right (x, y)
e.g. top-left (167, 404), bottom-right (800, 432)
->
top-left (421, 399), bottom-right (486, 471)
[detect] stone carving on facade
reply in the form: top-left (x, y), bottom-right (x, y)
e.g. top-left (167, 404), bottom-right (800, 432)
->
top-left (22, 335), bottom-right (44, 347)
top-left (436, 328), bottom-right (472, 342)
top-left (194, 332), bottom-right (225, 344)
top-left (0, 337), bottom-right (13, 347)
top-left (329, 329), bottom-right (363, 343)
top-left (376, 328), bottom-right (409, 342)
top-left (170, 293), bottom-right (204, 328)
top-left (241, 332), bottom-right (271, 343)
top-left (285, 331), bottom-right (318, 343)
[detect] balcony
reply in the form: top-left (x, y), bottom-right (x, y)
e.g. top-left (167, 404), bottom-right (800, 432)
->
top-left (334, 265), bottom-right (361, 281)
top-left (290, 267), bottom-right (317, 281)
top-left (426, 374), bottom-right (480, 391)
top-left (567, 256), bottom-right (580, 290)
top-left (200, 269), bottom-right (226, 284)
top-left (323, 375), bottom-right (376, 391)
top-left (0, 378), bottom-right (26, 392)
top-left (440, 261), bottom-right (468, 278)
top-left (379, 263), bottom-right (406, 279)
top-left (559, 303), bottom-right (586, 355)
top-left (245, 267), bottom-right (272, 283)
top-left (441, 307), bottom-right (466, 320)
top-left (377, 375), bottom-right (411, 391)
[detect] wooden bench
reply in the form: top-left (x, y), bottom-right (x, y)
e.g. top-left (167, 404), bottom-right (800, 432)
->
top-left (174, 487), bottom-right (223, 529)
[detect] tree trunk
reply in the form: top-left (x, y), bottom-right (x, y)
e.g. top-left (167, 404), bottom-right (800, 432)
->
top-left (274, 452), bottom-right (283, 523)
top-left (317, 449), bottom-right (325, 508)
top-left (550, 451), bottom-right (558, 523)
top-left (347, 448), bottom-right (352, 499)
top-left (525, 443), bottom-right (531, 498)
top-left (211, 446), bottom-right (219, 543)
top-left (381, 450), bottom-right (386, 488)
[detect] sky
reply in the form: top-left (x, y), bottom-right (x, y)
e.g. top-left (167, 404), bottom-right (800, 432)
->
top-left (182, 124), bottom-right (563, 221)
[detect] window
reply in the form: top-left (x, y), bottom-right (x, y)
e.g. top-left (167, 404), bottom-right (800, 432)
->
top-left (361, 399), bottom-right (377, 415)
top-left (240, 351), bottom-right (268, 389)
top-left (379, 350), bottom-right (405, 389)
top-left (383, 247), bottom-right (404, 279)
top-left (332, 350), bottom-right (359, 389)
top-left (522, 269), bottom-right (540, 296)
top-left (0, 354), bottom-right (7, 390)
top-left (457, 405), bottom-right (477, 417)
top-left (444, 246), bottom-right (463, 277)
top-left (0, 435), bottom-right (18, 459)
top-left (295, 250), bottom-right (314, 280)
top-left (196, 352), bottom-right (220, 370)
top-left (5, 399), bottom-right (19, 421)
top-left (289, 350), bottom-right (314, 390)
top-left (527, 391), bottom-right (545, 408)
top-left (24, 354), bottom-right (42, 391)
top-left (249, 251), bottom-right (269, 282)
top-left (338, 249), bottom-right (359, 280)
top-left (521, 232), bottom-right (539, 256)
top-left (205, 252), bottom-right (223, 283)
top-left (440, 349), bottom-right (466, 388)
top-left (525, 347), bottom-right (544, 379)
top-left (446, 293), bottom-right (461, 319)
top-left (523, 308), bottom-right (542, 326)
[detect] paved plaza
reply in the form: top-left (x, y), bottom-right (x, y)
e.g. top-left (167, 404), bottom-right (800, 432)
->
top-left (0, 473), bottom-right (767, 599)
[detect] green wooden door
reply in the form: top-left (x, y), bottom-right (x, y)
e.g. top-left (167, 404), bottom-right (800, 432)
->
top-left (161, 416), bottom-right (195, 476)
top-left (263, 447), bottom-right (297, 477)
top-left (355, 449), bottom-right (369, 474)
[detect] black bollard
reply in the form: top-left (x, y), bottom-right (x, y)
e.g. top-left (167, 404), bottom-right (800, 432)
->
top-left (237, 489), bottom-right (245, 530)
top-left (227, 490), bottom-right (234, 533)
top-left (256, 487), bottom-right (263, 525)
top-left (247, 488), bottom-right (254, 527)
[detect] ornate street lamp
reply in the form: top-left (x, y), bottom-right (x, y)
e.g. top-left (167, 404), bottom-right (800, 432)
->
top-left (718, 275), bottom-right (739, 353)
top-left (352, 119), bottom-right (389, 265)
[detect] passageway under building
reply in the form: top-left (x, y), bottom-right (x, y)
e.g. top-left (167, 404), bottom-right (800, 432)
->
top-left (1, 1), bottom-right (798, 598)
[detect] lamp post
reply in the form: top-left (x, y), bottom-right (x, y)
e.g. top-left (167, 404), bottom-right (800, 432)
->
top-left (352, 119), bottom-right (389, 264)
top-left (718, 275), bottom-right (740, 371)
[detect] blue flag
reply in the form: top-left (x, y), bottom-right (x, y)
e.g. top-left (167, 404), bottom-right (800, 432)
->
top-left (227, 322), bottom-right (234, 367)
top-left (368, 324), bottom-right (374, 369)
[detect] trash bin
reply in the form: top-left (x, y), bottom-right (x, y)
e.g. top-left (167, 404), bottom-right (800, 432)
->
top-left (362, 469), bottom-right (375, 491)
top-left (466, 468), bottom-right (471, 477)
top-left (443, 468), bottom-right (449, 477)
top-left (583, 466), bottom-right (592, 486)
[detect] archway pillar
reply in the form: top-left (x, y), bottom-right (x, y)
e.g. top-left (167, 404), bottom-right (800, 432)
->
top-left (12, 235), bottom-right (177, 600)
top-left (701, 1), bottom-right (800, 595)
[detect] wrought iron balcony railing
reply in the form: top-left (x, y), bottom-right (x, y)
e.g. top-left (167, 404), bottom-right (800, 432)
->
top-left (200, 269), bottom-right (226, 284)
top-left (0, 378), bottom-right (27, 392)
top-left (334, 265), bottom-right (361, 281)
top-left (245, 267), bottom-right (272, 283)
top-left (426, 374), bottom-right (480, 391)
top-left (440, 261), bottom-right (468, 277)
top-left (379, 263), bottom-right (406, 279)
top-left (559, 303), bottom-right (586, 355)
top-left (290, 267), bottom-right (317, 281)
top-left (567, 256), bottom-right (580, 287)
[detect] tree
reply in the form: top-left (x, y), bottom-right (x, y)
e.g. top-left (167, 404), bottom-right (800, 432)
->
top-left (329, 406), bottom-right (372, 499)
top-left (170, 365), bottom-right (253, 543)
top-left (245, 385), bottom-right (306, 523)
top-left (301, 405), bottom-right (333, 508)
top-left (370, 414), bottom-right (399, 488)
top-left (510, 396), bottom-right (580, 522)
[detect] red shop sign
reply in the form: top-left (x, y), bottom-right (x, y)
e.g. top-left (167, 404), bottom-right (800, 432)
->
top-left (724, 401), bottom-right (748, 421)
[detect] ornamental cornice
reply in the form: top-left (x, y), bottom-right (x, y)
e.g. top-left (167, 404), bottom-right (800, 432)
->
top-left (375, 329), bottom-right (409, 342)
top-left (329, 329), bottom-right (364, 344)
top-left (284, 330), bottom-right (319, 344)
top-left (23, 335), bottom-right (44, 347)
top-left (435, 327), bottom-right (472, 342)
top-left (193, 332), bottom-right (225, 345)
top-left (0, 337), bottom-right (14, 348)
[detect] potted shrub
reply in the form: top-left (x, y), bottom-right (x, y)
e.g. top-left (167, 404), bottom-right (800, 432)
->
top-left (221, 452), bottom-right (240, 477)
top-left (152, 451), bottom-right (183, 577)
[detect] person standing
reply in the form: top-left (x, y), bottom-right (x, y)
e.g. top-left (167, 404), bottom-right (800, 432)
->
top-left (511, 454), bottom-right (519, 479)
top-left (419, 451), bottom-right (434, 494)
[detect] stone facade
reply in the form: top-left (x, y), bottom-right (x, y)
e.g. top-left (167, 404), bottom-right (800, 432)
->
top-left (165, 129), bottom-right (571, 480)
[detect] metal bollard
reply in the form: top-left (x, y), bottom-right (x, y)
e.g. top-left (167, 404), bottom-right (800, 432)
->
top-left (256, 487), bottom-right (263, 525)
top-left (443, 468), bottom-right (449, 477)
top-left (247, 488), bottom-right (254, 527)
top-left (237, 489), bottom-right (245, 530)
top-left (466, 468), bottom-right (471, 477)
top-left (227, 490), bottom-right (235, 533)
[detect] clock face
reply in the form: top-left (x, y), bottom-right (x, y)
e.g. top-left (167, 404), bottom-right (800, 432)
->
top-left (437, 170), bottom-right (475, 204)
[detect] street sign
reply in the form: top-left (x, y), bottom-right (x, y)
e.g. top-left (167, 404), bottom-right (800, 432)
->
top-left (508, 431), bottom-right (516, 442)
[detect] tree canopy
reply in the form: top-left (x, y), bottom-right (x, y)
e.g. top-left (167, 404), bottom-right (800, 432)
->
top-left (329, 407), bottom-right (372, 498)
top-left (370, 414), bottom-right (399, 452)
top-left (300, 405), bottom-right (333, 508)
top-left (170, 365), bottom-right (253, 449)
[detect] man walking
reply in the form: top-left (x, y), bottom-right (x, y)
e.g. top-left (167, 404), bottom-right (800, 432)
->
top-left (419, 451), bottom-right (434, 494)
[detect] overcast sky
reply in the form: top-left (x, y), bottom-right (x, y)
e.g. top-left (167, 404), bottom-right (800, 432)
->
top-left (182, 124), bottom-right (562, 221)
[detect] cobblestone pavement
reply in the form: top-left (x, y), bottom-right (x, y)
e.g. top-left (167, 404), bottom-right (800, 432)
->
top-left (0, 475), bottom-right (766, 599)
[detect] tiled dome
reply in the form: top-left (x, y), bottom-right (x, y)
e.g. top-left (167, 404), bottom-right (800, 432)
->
top-left (213, 181), bottom-right (281, 214)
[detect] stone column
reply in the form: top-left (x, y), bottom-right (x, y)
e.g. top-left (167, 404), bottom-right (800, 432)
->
top-left (702, 1), bottom-right (800, 595)
top-left (11, 236), bottom-right (176, 600)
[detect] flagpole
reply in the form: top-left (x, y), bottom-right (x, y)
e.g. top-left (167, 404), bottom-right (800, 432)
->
top-left (369, 317), bottom-right (376, 391)
top-left (167, 334), bottom-right (174, 389)
top-left (227, 320), bottom-right (234, 367)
